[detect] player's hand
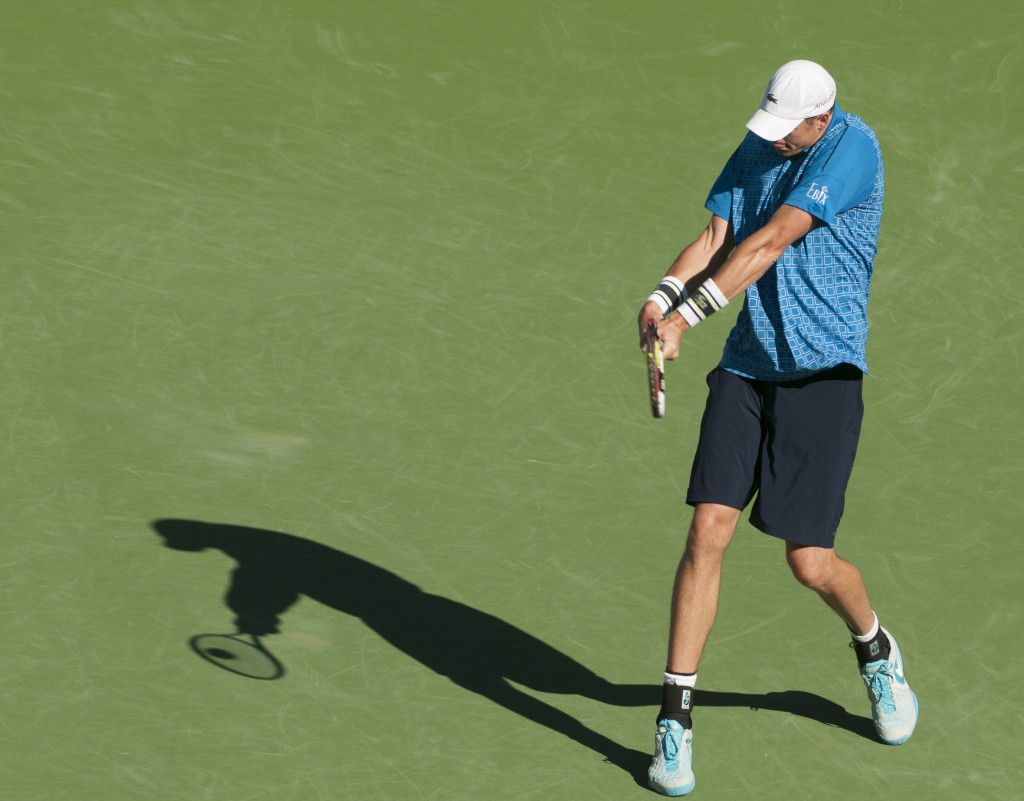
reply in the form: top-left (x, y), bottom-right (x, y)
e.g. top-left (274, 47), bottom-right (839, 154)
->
top-left (655, 312), bottom-right (686, 360)
top-left (638, 303), bottom-right (687, 360)
top-left (638, 301), bottom-right (664, 351)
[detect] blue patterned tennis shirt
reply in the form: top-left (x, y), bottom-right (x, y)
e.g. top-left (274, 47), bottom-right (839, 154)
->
top-left (705, 105), bottom-right (884, 380)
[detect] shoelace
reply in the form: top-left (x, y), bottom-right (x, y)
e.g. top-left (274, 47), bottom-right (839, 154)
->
top-left (659, 726), bottom-right (680, 766)
top-left (866, 663), bottom-right (897, 714)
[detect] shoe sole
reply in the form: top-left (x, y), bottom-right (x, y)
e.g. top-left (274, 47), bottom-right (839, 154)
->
top-left (648, 777), bottom-right (696, 796)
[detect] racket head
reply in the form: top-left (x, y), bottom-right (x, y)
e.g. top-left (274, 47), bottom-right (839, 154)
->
top-left (643, 318), bottom-right (666, 418)
top-left (189, 633), bottom-right (285, 680)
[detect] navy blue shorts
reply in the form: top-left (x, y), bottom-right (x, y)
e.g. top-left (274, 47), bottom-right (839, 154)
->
top-left (686, 365), bottom-right (864, 547)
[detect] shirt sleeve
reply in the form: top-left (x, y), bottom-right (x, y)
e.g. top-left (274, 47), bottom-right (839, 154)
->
top-left (783, 127), bottom-right (878, 225)
top-left (704, 149), bottom-right (738, 220)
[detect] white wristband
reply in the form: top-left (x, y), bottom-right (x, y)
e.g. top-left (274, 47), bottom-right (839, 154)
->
top-left (677, 278), bottom-right (728, 327)
top-left (646, 275), bottom-right (688, 316)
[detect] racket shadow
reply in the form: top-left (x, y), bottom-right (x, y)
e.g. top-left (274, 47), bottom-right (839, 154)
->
top-left (189, 632), bottom-right (285, 680)
top-left (150, 519), bottom-right (875, 782)
top-left (152, 518), bottom-right (650, 780)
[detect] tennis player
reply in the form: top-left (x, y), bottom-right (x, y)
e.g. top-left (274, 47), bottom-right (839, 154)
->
top-left (637, 60), bottom-right (918, 796)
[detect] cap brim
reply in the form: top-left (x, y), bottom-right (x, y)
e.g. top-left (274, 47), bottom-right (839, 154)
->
top-left (745, 108), bottom-right (802, 142)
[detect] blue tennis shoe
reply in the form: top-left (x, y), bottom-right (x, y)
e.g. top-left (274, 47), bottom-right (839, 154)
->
top-left (648, 718), bottom-right (695, 796)
top-left (860, 626), bottom-right (918, 745)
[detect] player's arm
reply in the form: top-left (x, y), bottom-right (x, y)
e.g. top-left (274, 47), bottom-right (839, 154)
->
top-left (638, 214), bottom-right (733, 352)
top-left (656, 204), bottom-right (816, 358)
top-left (705, 204), bottom-right (815, 300)
top-left (666, 213), bottom-right (735, 287)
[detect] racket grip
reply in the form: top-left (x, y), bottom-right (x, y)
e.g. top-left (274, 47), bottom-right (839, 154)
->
top-left (644, 319), bottom-right (666, 418)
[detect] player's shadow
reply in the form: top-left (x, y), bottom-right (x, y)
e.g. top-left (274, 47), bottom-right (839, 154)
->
top-left (151, 519), bottom-right (877, 783)
top-left (697, 689), bottom-right (876, 740)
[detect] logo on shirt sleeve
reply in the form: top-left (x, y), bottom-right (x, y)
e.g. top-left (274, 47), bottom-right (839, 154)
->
top-left (806, 182), bottom-right (830, 205)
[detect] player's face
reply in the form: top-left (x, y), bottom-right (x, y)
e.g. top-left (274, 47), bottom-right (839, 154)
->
top-left (772, 113), bottom-right (830, 157)
top-left (772, 119), bottom-right (817, 156)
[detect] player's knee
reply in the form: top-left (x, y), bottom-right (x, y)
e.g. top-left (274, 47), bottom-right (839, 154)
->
top-left (685, 504), bottom-right (739, 559)
top-left (786, 546), bottom-right (834, 591)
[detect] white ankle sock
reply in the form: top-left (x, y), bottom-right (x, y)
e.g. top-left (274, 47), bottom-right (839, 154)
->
top-left (850, 612), bottom-right (880, 642)
top-left (664, 670), bottom-right (697, 687)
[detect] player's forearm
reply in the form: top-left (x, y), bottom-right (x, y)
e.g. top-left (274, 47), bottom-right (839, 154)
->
top-left (665, 215), bottom-right (734, 290)
top-left (708, 236), bottom-right (786, 300)
top-left (667, 243), bottom-right (730, 294)
top-left (640, 214), bottom-right (733, 335)
top-left (708, 204), bottom-right (815, 300)
top-left (670, 219), bottom-right (795, 334)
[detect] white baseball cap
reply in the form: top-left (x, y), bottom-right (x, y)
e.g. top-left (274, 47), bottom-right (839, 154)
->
top-left (745, 60), bottom-right (837, 142)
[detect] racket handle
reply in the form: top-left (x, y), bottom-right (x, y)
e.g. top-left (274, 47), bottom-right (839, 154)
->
top-left (644, 319), bottom-right (665, 418)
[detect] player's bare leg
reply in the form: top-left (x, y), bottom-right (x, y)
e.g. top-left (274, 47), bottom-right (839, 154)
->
top-left (649, 503), bottom-right (740, 797)
top-left (784, 543), bottom-right (874, 634)
top-left (667, 503), bottom-right (742, 673)
top-left (785, 542), bottom-right (919, 744)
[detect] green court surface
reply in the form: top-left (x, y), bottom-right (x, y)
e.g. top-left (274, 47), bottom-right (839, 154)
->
top-left (3, 2), bottom-right (1022, 799)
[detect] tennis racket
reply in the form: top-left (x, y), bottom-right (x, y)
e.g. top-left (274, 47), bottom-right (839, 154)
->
top-left (642, 318), bottom-right (665, 418)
